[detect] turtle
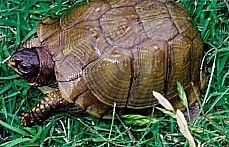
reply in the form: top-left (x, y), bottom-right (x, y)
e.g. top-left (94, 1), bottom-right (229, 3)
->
top-left (8, 0), bottom-right (203, 127)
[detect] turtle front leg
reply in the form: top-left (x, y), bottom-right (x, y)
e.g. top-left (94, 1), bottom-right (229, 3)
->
top-left (20, 91), bottom-right (81, 127)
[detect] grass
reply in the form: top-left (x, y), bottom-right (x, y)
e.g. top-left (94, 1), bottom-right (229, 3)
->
top-left (0, 0), bottom-right (229, 146)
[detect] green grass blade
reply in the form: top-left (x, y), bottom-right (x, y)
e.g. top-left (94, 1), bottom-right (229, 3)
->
top-left (0, 120), bottom-right (29, 136)
top-left (0, 138), bottom-right (31, 147)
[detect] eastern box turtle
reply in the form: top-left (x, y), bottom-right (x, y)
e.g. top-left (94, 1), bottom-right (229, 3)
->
top-left (8, 0), bottom-right (203, 126)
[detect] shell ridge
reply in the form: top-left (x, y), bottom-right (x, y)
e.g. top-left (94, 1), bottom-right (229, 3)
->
top-left (125, 50), bottom-right (134, 108)
top-left (164, 42), bottom-right (171, 96)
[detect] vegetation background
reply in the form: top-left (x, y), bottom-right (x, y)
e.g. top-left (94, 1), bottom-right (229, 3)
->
top-left (0, 0), bottom-right (228, 146)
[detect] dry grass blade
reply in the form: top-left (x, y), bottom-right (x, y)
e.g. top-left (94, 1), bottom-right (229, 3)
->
top-left (153, 91), bottom-right (175, 112)
top-left (176, 110), bottom-right (196, 147)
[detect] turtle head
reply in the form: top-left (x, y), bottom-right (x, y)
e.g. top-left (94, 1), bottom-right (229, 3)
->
top-left (9, 47), bottom-right (56, 87)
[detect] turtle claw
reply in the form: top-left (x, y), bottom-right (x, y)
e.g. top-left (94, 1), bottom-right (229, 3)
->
top-left (19, 112), bottom-right (29, 127)
top-left (20, 112), bottom-right (34, 127)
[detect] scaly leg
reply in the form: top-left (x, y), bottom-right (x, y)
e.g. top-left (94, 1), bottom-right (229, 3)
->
top-left (20, 91), bottom-right (83, 127)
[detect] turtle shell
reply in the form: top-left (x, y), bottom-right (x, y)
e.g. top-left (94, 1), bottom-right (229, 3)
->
top-left (37, 0), bottom-right (203, 117)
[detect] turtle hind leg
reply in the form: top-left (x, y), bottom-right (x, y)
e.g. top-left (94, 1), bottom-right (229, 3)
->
top-left (20, 91), bottom-right (82, 127)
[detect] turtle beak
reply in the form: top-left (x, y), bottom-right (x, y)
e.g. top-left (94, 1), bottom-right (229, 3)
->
top-left (7, 56), bottom-right (23, 76)
top-left (8, 57), bottom-right (16, 66)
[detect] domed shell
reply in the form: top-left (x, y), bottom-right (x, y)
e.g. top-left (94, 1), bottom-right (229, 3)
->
top-left (37, 0), bottom-right (203, 116)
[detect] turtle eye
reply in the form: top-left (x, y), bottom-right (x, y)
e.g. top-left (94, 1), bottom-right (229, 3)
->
top-left (18, 62), bottom-right (32, 74)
